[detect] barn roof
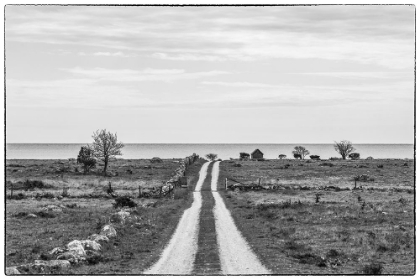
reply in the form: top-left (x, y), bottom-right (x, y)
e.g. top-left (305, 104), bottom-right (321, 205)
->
top-left (251, 149), bottom-right (263, 155)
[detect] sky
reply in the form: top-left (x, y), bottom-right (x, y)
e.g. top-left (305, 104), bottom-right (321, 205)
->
top-left (5, 5), bottom-right (415, 143)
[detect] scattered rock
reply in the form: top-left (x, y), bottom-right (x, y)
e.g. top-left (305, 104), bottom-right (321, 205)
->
top-left (27, 213), bottom-right (38, 219)
top-left (88, 234), bottom-right (109, 243)
top-left (49, 247), bottom-right (66, 256)
top-left (57, 251), bottom-right (85, 264)
top-left (67, 240), bottom-right (86, 257)
top-left (81, 240), bottom-right (101, 251)
top-left (100, 224), bottom-right (117, 238)
top-left (6, 266), bottom-right (21, 275)
top-left (42, 205), bottom-right (63, 212)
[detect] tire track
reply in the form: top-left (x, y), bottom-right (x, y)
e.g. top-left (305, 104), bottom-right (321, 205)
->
top-left (193, 162), bottom-right (221, 275)
top-left (144, 161), bottom-right (210, 275)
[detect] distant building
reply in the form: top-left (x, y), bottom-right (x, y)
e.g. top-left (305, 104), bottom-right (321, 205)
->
top-left (251, 149), bottom-right (264, 159)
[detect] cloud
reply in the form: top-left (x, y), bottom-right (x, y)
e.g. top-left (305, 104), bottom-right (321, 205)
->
top-left (5, 6), bottom-right (414, 69)
top-left (201, 81), bottom-right (279, 88)
top-left (93, 51), bottom-right (130, 57)
top-left (62, 67), bottom-right (230, 82)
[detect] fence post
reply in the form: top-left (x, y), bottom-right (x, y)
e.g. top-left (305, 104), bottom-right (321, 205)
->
top-left (11, 183), bottom-right (13, 198)
top-left (225, 178), bottom-right (228, 190)
top-left (258, 178), bottom-right (261, 186)
top-left (354, 178), bottom-right (357, 189)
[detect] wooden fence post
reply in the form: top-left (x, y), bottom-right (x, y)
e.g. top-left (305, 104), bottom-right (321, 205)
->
top-left (225, 178), bottom-right (228, 190)
top-left (258, 178), bottom-right (261, 186)
top-left (11, 183), bottom-right (13, 198)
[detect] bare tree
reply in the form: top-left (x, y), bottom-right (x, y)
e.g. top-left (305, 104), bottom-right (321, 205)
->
top-left (91, 129), bottom-right (124, 175)
top-left (206, 153), bottom-right (218, 161)
top-left (292, 146), bottom-right (310, 159)
top-left (334, 140), bottom-right (355, 160)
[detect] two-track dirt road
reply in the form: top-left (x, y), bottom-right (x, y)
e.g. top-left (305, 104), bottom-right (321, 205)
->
top-left (144, 161), bottom-right (270, 275)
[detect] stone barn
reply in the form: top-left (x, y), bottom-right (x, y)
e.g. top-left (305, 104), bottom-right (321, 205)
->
top-left (251, 149), bottom-right (264, 160)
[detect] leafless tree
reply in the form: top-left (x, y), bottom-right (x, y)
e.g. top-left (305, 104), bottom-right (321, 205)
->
top-left (292, 146), bottom-right (310, 159)
top-left (91, 129), bottom-right (124, 175)
top-left (334, 140), bottom-right (355, 160)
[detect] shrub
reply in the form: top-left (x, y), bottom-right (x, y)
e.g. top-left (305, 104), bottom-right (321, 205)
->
top-left (23, 180), bottom-right (54, 190)
top-left (113, 196), bottom-right (137, 208)
top-left (366, 156), bottom-right (374, 160)
top-left (205, 153), bottom-right (218, 161)
top-left (150, 157), bottom-right (163, 163)
top-left (310, 155), bottom-right (320, 160)
top-left (8, 193), bottom-right (26, 200)
top-left (349, 153), bottom-right (360, 160)
top-left (293, 153), bottom-right (302, 159)
top-left (329, 157), bottom-right (340, 161)
top-left (240, 152), bottom-right (250, 160)
top-left (77, 146), bottom-right (97, 174)
top-left (35, 192), bottom-right (55, 199)
top-left (377, 164), bottom-right (384, 168)
top-left (362, 262), bottom-right (383, 275)
top-left (278, 154), bottom-right (287, 159)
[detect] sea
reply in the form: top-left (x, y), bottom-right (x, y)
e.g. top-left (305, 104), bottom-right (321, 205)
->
top-left (5, 143), bottom-right (415, 160)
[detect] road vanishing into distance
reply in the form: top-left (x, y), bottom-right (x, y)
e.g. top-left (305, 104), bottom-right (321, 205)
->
top-left (144, 161), bottom-right (270, 275)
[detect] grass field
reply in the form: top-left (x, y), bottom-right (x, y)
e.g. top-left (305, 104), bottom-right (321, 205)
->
top-left (5, 158), bottom-right (205, 274)
top-left (217, 158), bottom-right (414, 275)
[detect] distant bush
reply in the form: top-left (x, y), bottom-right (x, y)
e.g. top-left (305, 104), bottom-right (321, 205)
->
top-left (292, 146), bottom-right (309, 159)
top-left (310, 155), bottom-right (320, 160)
top-left (377, 164), bottom-right (384, 168)
top-left (233, 163), bottom-right (242, 167)
top-left (349, 153), bottom-right (360, 160)
top-left (278, 154), bottom-right (287, 159)
top-left (77, 146), bottom-right (97, 174)
top-left (150, 157), bottom-right (163, 163)
top-left (23, 180), bottom-right (54, 191)
top-left (329, 157), bottom-right (340, 161)
top-left (206, 153), bottom-right (218, 161)
top-left (362, 262), bottom-right (383, 275)
top-left (240, 152), bottom-right (250, 160)
top-left (113, 196), bottom-right (137, 208)
top-left (366, 156), bottom-right (374, 160)
top-left (293, 153), bottom-right (302, 159)
top-left (8, 193), bottom-right (26, 200)
top-left (35, 192), bottom-right (55, 199)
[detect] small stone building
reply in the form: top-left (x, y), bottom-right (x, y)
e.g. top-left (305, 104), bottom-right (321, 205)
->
top-left (251, 149), bottom-right (264, 159)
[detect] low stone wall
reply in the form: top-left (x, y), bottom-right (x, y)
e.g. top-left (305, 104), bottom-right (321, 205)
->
top-left (161, 153), bottom-right (199, 195)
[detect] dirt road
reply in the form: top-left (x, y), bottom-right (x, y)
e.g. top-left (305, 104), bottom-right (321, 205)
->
top-left (144, 160), bottom-right (269, 275)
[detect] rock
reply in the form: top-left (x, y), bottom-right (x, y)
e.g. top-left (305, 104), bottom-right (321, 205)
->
top-left (88, 234), bottom-right (109, 243)
top-left (49, 247), bottom-right (66, 255)
top-left (100, 224), bottom-right (117, 238)
top-left (80, 240), bottom-right (101, 251)
top-left (67, 240), bottom-right (86, 256)
top-left (111, 210), bottom-right (130, 224)
top-left (27, 213), bottom-right (37, 219)
top-left (57, 196), bottom-right (63, 200)
top-left (30, 260), bottom-right (71, 272)
top-left (42, 205), bottom-right (63, 212)
top-left (57, 251), bottom-right (85, 264)
top-left (6, 266), bottom-right (21, 275)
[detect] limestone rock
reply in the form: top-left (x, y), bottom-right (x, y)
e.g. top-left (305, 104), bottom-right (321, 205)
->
top-left (88, 234), bottom-right (109, 243)
top-left (49, 247), bottom-right (66, 255)
top-left (81, 240), bottom-right (101, 251)
top-left (34, 259), bottom-right (71, 269)
top-left (67, 240), bottom-right (86, 256)
top-left (100, 224), bottom-right (117, 238)
top-left (6, 266), bottom-right (21, 275)
top-left (57, 251), bottom-right (85, 264)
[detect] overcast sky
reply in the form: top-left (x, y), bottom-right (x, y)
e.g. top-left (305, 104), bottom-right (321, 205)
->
top-left (5, 5), bottom-right (415, 143)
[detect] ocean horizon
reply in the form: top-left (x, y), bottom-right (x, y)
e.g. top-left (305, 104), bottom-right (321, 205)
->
top-left (6, 143), bottom-right (415, 160)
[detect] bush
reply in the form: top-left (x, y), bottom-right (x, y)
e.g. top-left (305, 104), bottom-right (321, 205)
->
top-left (310, 155), bottom-right (320, 160)
top-left (206, 153), bottom-right (218, 161)
top-left (150, 157), bottom-right (163, 163)
top-left (113, 196), bottom-right (137, 208)
top-left (366, 156), bottom-right (374, 160)
top-left (35, 192), bottom-right (55, 199)
top-left (329, 157), bottom-right (340, 161)
top-left (349, 153), bottom-right (360, 160)
top-left (278, 154), bottom-right (287, 159)
top-left (23, 180), bottom-right (54, 190)
top-left (8, 193), bottom-right (26, 200)
top-left (77, 146), bottom-right (97, 174)
top-left (362, 262), bottom-right (383, 275)
top-left (240, 152), bottom-right (250, 160)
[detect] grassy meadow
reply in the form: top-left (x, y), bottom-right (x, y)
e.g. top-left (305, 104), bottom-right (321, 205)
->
top-left (5, 157), bottom-right (205, 274)
top-left (217, 158), bottom-right (414, 275)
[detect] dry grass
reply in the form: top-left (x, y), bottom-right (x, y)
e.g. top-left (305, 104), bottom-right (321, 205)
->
top-left (5, 158), bottom-right (206, 274)
top-left (218, 159), bottom-right (414, 275)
